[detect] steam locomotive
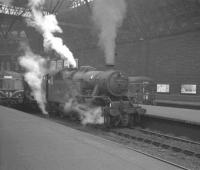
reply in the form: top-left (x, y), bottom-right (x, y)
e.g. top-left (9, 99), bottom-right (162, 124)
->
top-left (42, 66), bottom-right (146, 127)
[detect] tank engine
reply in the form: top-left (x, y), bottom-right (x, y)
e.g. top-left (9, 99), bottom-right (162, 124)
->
top-left (45, 66), bottom-right (146, 127)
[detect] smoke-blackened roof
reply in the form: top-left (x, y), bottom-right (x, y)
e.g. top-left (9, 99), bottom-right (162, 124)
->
top-left (57, 0), bottom-right (200, 41)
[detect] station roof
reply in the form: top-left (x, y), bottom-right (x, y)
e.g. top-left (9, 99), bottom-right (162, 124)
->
top-left (1, 0), bottom-right (200, 42)
top-left (57, 0), bottom-right (200, 41)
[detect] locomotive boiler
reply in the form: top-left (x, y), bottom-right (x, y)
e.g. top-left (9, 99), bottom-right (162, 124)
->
top-left (45, 66), bottom-right (146, 127)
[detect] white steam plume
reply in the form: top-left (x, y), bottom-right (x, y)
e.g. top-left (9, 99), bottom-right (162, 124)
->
top-left (62, 80), bottom-right (104, 125)
top-left (79, 107), bottom-right (104, 125)
top-left (64, 99), bottom-right (104, 125)
top-left (92, 0), bottom-right (126, 65)
top-left (27, 0), bottom-right (76, 67)
top-left (19, 45), bottom-right (48, 114)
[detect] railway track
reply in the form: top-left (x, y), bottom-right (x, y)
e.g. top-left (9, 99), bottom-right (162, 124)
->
top-left (135, 127), bottom-right (200, 146)
top-left (18, 107), bottom-right (199, 170)
top-left (43, 116), bottom-right (198, 169)
top-left (110, 127), bottom-right (200, 159)
top-left (115, 145), bottom-right (191, 170)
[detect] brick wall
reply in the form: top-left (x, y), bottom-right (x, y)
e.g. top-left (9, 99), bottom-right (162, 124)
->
top-left (62, 29), bottom-right (200, 94)
top-left (146, 31), bottom-right (200, 94)
top-left (147, 31), bottom-right (200, 84)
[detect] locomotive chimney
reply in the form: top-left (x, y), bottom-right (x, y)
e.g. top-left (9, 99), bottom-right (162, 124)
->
top-left (105, 52), bottom-right (116, 69)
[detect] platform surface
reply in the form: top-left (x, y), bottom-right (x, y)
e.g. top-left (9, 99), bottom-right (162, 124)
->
top-left (0, 106), bottom-right (183, 170)
top-left (141, 104), bottom-right (200, 125)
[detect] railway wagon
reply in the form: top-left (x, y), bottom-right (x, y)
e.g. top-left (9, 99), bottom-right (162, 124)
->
top-left (45, 66), bottom-right (146, 127)
top-left (0, 71), bottom-right (24, 105)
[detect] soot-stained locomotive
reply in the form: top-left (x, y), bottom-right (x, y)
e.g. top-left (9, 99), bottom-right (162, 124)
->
top-left (44, 66), bottom-right (146, 127)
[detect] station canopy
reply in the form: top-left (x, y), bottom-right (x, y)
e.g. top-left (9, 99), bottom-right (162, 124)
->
top-left (2, 0), bottom-right (200, 41)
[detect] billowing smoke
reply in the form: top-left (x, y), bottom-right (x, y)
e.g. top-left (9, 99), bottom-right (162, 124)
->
top-left (18, 0), bottom-right (105, 124)
top-left (64, 99), bottom-right (104, 125)
top-left (19, 44), bottom-right (48, 114)
top-left (62, 80), bottom-right (104, 125)
top-left (92, 0), bottom-right (126, 65)
top-left (27, 0), bottom-right (77, 67)
top-left (79, 106), bottom-right (104, 125)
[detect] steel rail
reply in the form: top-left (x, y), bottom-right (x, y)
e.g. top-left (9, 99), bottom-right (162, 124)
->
top-left (133, 127), bottom-right (200, 146)
top-left (41, 116), bottom-right (191, 170)
top-left (110, 128), bottom-right (200, 159)
top-left (16, 109), bottom-right (193, 170)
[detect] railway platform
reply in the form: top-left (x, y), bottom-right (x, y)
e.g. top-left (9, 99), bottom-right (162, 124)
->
top-left (141, 104), bottom-right (200, 125)
top-left (0, 105), bottom-right (184, 170)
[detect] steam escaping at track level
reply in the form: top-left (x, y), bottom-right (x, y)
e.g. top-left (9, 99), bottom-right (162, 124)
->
top-left (44, 65), bottom-right (145, 127)
top-left (64, 99), bottom-right (104, 125)
top-left (19, 44), bottom-right (48, 114)
top-left (27, 0), bottom-right (77, 68)
top-left (92, 0), bottom-right (126, 65)
top-left (44, 75), bottom-right (104, 125)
